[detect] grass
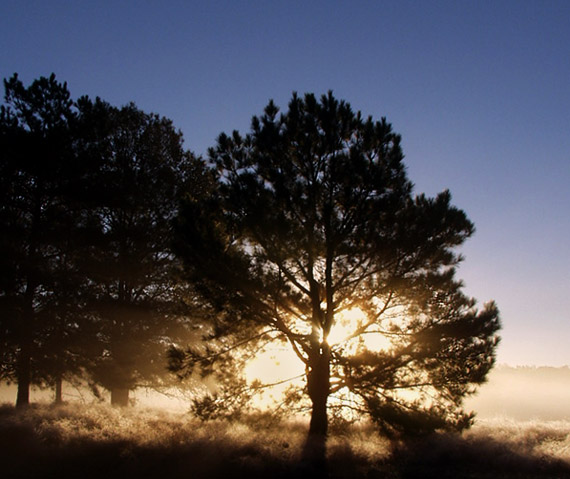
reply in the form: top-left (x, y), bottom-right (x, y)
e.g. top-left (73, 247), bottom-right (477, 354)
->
top-left (1, 403), bottom-right (570, 478)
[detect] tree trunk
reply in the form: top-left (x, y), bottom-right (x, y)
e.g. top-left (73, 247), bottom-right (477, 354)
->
top-left (308, 386), bottom-right (329, 436)
top-left (54, 374), bottom-right (63, 404)
top-left (307, 343), bottom-right (331, 437)
top-left (303, 343), bottom-right (331, 478)
top-left (111, 387), bottom-right (130, 407)
top-left (15, 343), bottom-right (31, 408)
top-left (17, 276), bottom-right (36, 409)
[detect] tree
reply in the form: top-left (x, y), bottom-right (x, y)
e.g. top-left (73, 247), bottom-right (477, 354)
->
top-left (0, 74), bottom-right (205, 407)
top-left (173, 92), bottom-right (500, 441)
top-left (0, 73), bottom-right (80, 406)
top-left (75, 98), bottom-right (203, 406)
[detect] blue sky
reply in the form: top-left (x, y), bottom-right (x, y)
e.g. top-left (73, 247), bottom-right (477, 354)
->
top-left (1, 0), bottom-right (569, 365)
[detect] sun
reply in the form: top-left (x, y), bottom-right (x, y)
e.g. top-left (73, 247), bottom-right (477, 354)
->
top-left (244, 307), bottom-right (392, 407)
top-left (327, 307), bottom-right (392, 352)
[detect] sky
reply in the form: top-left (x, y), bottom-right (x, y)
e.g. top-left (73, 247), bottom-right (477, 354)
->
top-left (1, 0), bottom-right (569, 366)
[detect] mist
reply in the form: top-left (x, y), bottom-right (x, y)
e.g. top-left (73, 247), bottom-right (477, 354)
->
top-left (4, 364), bottom-right (570, 421)
top-left (2, 402), bottom-right (570, 479)
top-left (466, 365), bottom-right (570, 421)
top-left (2, 365), bottom-right (570, 478)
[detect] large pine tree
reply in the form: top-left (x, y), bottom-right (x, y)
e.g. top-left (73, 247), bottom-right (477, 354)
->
top-left (173, 92), bottom-right (500, 439)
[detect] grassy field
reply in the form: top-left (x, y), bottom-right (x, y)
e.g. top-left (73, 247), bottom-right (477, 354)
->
top-left (1, 403), bottom-right (570, 479)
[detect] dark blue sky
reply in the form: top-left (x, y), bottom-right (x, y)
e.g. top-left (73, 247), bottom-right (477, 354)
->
top-left (2, 0), bottom-right (569, 365)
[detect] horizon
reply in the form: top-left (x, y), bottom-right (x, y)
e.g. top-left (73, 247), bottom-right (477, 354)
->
top-left (2, 364), bottom-right (570, 423)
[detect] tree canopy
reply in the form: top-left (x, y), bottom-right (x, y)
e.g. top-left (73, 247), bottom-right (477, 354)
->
top-left (0, 74), bottom-right (204, 406)
top-left (173, 91), bottom-right (501, 438)
top-left (1, 74), bottom-right (500, 442)
top-left (75, 98), bottom-right (202, 405)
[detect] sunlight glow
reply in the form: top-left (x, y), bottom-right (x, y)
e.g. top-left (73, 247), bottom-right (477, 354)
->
top-left (327, 307), bottom-right (392, 352)
top-left (244, 307), bottom-right (395, 408)
top-left (244, 345), bottom-right (303, 386)
top-left (326, 307), bottom-right (365, 345)
top-left (244, 343), bottom-right (305, 408)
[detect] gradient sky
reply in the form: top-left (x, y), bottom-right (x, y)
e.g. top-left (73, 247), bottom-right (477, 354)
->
top-left (1, 1), bottom-right (569, 366)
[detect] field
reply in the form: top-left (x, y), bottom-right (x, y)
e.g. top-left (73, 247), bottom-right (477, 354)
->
top-left (2, 403), bottom-right (570, 479)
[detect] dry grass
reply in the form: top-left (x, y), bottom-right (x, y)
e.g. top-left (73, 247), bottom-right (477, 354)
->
top-left (1, 403), bottom-right (570, 478)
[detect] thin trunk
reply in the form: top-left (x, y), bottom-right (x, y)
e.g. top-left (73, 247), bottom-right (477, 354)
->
top-left (54, 374), bottom-right (63, 404)
top-left (111, 387), bottom-right (130, 407)
top-left (16, 185), bottom-right (41, 409)
top-left (16, 342), bottom-right (31, 408)
top-left (17, 236), bottom-right (38, 409)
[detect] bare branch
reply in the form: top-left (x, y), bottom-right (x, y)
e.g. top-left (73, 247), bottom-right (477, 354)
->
top-left (250, 373), bottom-right (306, 390)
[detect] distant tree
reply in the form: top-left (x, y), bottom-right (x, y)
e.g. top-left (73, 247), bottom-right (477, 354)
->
top-left (172, 92), bottom-right (501, 442)
top-left (0, 73), bottom-right (81, 406)
top-left (75, 98), bottom-right (204, 406)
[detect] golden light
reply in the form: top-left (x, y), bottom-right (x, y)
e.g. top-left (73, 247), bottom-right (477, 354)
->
top-left (244, 342), bottom-right (305, 408)
top-left (327, 307), bottom-right (392, 352)
top-left (326, 307), bottom-right (366, 345)
top-left (244, 342), bottom-right (303, 386)
top-left (244, 307), bottom-right (393, 407)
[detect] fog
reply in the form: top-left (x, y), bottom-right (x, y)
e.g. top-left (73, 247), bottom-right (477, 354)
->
top-left (465, 365), bottom-right (570, 421)
top-left (3, 365), bottom-right (570, 422)
top-left (2, 366), bottom-right (570, 478)
top-left (2, 402), bottom-right (570, 479)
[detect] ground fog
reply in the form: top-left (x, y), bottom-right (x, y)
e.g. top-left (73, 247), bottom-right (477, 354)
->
top-left (1, 403), bottom-right (570, 479)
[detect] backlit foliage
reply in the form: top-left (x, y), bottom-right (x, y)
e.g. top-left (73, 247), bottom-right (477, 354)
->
top-left (173, 92), bottom-right (500, 437)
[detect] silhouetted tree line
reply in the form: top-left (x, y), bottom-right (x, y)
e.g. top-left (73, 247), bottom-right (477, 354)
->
top-left (0, 74), bottom-right (207, 406)
top-left (1, 74), bottom-right (500, 443)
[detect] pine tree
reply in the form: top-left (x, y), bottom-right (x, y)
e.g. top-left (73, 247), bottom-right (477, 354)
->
top-left (0, 73), bottom-right (79, 406)
top-left (75, 98), bottom-right (203, 405)
top-left (0, 75), bottom-right (205, 406)
top-left (173, 92), bottom-right (500, 442)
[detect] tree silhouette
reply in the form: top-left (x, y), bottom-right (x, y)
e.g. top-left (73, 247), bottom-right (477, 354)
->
top-left (74, 98), bottom-right (202, 406)
top-left (0, 73), bottom-right (81, 406)
top-left (173, 92), bottom-right (500, 441)
top-left (0, 74), bottom-right (205, 406)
